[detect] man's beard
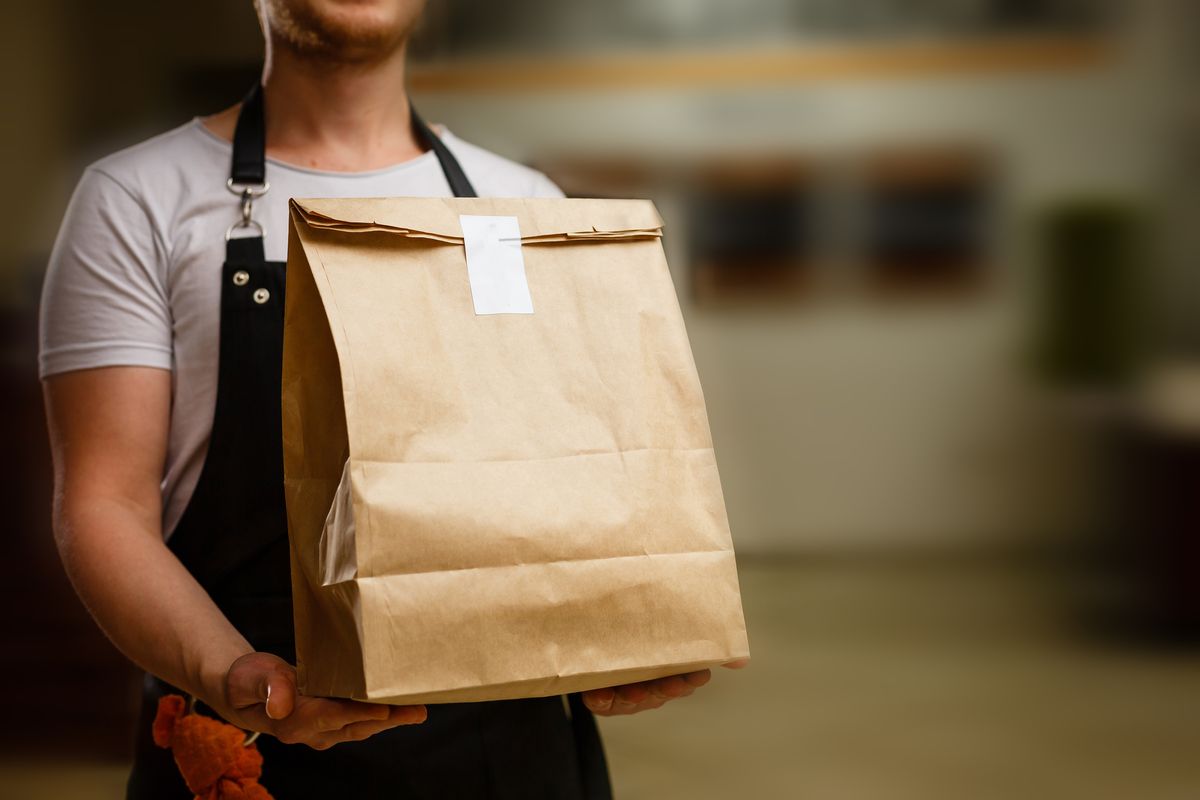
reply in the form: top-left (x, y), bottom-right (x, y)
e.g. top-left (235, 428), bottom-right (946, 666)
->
top-left (261, 0), bottom-right (422, 66)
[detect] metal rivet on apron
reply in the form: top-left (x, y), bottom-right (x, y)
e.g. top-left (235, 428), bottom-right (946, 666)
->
top-left (233, 270), bottom-right (250, 286)
top-left (253, 288), bottom-right (270, 304)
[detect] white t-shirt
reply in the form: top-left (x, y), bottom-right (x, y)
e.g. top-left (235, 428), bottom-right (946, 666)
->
top-left (39, 117), bottom-right (564, 536)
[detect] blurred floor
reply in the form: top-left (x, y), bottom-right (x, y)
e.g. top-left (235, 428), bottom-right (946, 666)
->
top-left (2, 558), bottom-right (1197, 799)
top-left (603, 558), bottom-right (1200, 800)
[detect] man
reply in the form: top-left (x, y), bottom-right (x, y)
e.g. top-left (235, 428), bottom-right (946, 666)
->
top-left (40, 1), bottom-right (730, 798)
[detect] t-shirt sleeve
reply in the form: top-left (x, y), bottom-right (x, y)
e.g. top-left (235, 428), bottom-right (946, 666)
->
top-left (38, 166), bottom-right (173, 379)
top-left (529, 170), bottom-right (567, 199)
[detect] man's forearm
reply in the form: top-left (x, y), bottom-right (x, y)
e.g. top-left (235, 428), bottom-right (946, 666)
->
top-left (54, 496), bottom-right (252, 707)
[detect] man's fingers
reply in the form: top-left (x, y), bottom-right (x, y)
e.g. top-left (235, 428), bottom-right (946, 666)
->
top-left (388, 705), bottom-right (428, 725)
top-left (334, 718), bottom-right (401, 744)
top-left (272, 702), bottom-right (424, 748)
top-left (648, 675), bottom-right (694, 699)
top-left (298, 698), bottom-right (393, 732)
top-left (584, 669), bottom-right (721, 717)
top-left (607, 694), bottom-right (668, 716)
top-left (582, 688), bottom-right (615, 714)
top-left (722, 658), bottom-right (750, 670)
top-left (610, 684), bottom-right (649, 713)
top-left (334, 705), bottom-right (427, 742)
top-left (615, 682), bottom-right (651, 705)
top-left (638, 697), bottom-right (667, 713)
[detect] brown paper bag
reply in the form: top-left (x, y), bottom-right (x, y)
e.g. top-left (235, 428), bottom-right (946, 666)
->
top-left (282, 196), bottom-right (749, 705)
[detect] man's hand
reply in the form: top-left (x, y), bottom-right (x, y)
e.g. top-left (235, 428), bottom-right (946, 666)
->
top-left (580, 659), bottom-right (748, 717)
top-left (212, 652), bottom-right (427, 750)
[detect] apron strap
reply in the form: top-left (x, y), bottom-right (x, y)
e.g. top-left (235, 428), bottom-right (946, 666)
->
top-left (230, 82), bottom-right (267, 187)
top-left (410, 109), bottom-right (478, 198)
top-left (228, 81), bottom-right (478, 200)
top-left (224, 233), bottom-right (265, 264)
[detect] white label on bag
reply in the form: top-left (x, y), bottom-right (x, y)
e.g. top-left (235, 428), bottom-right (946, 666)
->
top-left (459, 215), bottom-right (533, 315)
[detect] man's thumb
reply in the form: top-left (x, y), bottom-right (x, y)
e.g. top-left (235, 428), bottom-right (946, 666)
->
top-left (226, 652), bottom-right (297, 720)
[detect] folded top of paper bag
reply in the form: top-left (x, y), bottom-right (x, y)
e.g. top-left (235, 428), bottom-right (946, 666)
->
top-left (292, 196), bottom-right (664, 244)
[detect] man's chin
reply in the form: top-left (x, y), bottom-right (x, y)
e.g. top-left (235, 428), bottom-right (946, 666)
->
top-left (265, 0), bottom-right (424, 63)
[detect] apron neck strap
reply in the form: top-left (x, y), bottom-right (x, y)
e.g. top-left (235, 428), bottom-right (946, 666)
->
top-left (228, 81), bottom-right (478, 198)
top-left (230, 82), bottom-right (267, 187)
top-left (409, 110), bottom-right (478, 199)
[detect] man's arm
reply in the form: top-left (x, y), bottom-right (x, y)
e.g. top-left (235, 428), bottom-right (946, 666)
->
top-left (44, 366), bottom-right (425, 748)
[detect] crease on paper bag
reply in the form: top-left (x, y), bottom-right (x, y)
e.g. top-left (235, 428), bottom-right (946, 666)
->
top-left (319, 459), bottom-right (357, 586)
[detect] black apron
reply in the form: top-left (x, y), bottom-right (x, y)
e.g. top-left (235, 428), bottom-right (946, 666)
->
top-left (126, 83), bottom-right (612, 800)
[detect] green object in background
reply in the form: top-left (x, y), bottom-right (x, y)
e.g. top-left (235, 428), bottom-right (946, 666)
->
top-left (1034, 199), bottom-right (1146, 388)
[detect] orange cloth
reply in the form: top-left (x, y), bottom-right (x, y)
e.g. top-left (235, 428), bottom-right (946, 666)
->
top-left (153, 694), bottom-right (274, 800)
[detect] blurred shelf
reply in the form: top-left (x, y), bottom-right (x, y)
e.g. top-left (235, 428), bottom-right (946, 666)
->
top-left (692, 260), bottom-right (815, 307)
top-left (410, 36), bottom-right (1112, 92)
top-left (860, 145), bottom-right (993, 295)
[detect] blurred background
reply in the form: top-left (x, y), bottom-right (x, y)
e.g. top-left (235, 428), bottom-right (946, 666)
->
top-left (2, 0), bottom-right (1198, 797)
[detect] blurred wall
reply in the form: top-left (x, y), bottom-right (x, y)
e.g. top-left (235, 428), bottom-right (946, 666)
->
top-left (0, 2), bottom-right (70, 294)
top-left (0, 0), bottom-right (265, 298)
top-left (412, 0), bottom-right (1186, 554)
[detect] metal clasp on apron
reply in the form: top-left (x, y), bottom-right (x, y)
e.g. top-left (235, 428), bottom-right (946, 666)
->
top-left (225, 177), bottom-right (270, 240)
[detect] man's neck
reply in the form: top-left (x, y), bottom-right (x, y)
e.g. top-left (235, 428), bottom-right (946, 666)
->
top-left (205, 40), bottom-right (427, 174)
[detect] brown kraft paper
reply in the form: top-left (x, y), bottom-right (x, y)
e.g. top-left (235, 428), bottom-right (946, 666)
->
top-left (282, 196), bottom-right (749, 705)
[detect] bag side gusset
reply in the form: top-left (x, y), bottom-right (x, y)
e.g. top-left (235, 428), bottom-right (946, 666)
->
top-left (283, 202), bottom-right (369, 700)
